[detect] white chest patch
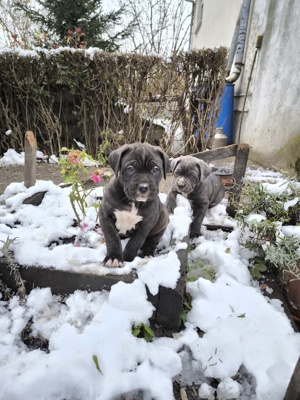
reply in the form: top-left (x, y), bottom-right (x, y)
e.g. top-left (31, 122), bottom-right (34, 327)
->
top-left (114, 203), bottom-right (143, 235)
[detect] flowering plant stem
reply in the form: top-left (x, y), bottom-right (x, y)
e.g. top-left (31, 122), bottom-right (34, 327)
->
top-left (69, 182), bottom-right (89, 223)
top-left (59, 148), bottom-right (101, 224)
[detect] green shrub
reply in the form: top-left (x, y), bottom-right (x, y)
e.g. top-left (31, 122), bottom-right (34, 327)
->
top-left (237, 179), bottom-right (300, 284)
top-left (0, 48), bottom-right (227, 158)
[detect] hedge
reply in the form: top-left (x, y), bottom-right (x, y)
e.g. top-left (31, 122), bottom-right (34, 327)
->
top-left (0, 47), bottom-right (227, 159)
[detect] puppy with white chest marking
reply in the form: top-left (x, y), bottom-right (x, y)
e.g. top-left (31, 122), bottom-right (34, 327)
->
top-left (165, 155), bottom-right (225, 238)
top-left (99, 143), bottom-right (170, 267)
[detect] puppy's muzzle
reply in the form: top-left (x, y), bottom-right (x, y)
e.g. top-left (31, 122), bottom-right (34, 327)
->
top-left (172, 177), bottom-right (193, 195)
top-left (136, 182), bottom-right (150, 201)
top-left (133, 181), bottom-right (154, 202)
top-left (138, 183), bottom-right (149, 193)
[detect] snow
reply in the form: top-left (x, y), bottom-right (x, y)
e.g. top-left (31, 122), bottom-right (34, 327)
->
top-left (0, 45), bottom-right (182, 64)
top-left (261, 181), bottom-right (298, 196)
top-left (0, 149), bottom-right (24, 166)
top-left (284, 197), bottom-right (299, 211)
top-left (0, 150), bottom-right (300, 400)
top-left (0, 149), bottom-right (59, 167)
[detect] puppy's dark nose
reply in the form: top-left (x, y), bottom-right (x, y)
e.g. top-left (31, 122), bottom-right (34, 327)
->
top-left (178, 184), bottom-right (185, 190)
top-left (138, 183), bottom-right (149, 193)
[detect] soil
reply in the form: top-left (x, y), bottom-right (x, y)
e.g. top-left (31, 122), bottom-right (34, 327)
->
top-left (0, 162), bottom-right (176, 195)
top-left (0, 163), bottom-right (63, 195)
top-left (0, 157), bottom-right (242, 196)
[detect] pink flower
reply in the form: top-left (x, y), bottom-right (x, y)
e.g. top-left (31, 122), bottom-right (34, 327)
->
top-left (71, 158), bottom-right (79, 165)
top-left (90, 173), bottom-right (102, 184)
top-left (67, 150), bottom-right (81, 165)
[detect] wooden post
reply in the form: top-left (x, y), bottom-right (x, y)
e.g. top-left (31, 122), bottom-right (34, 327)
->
top-left (226, 143), bottom-right (250, 217)
top-left (284, 356), bottom-right (300, 400)
top-left (24, 131), bottom-right (37, 188)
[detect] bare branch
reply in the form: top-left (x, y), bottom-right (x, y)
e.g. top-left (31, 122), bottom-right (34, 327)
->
top-left (118, 0), bottom-right (192, 56)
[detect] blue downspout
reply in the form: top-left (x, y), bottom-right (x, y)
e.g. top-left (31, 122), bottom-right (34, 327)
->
top-left (216, 83), bottom-right (234, 145)
top-left (216, 0), bottom-right (251, 145)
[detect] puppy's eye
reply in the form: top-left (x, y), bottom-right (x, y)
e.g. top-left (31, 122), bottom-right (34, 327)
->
top-left (126, 165), bottom-right (135, 173)
top-left (152, 165), bottom-right (160, 174)
top-left (190, 174), bottom-right (197, 180)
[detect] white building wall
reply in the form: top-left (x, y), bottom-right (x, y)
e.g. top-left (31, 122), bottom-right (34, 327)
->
top-left (191, 0), bottom-right (300, 175)
top-left (236, 0), bottom-right (300, 175)
top-left (191, 0), bottom-right (242, 49)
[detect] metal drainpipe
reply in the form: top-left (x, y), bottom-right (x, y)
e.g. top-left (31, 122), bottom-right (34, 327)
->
top-left (226, 0), bottom-right (251, 83)
top-left (226, 5), bottom-right (241, 74)
top-left (185, 0), bottom-right (195, 50)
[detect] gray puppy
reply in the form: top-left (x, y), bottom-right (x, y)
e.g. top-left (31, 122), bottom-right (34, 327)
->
top-left (165, 155), bottom-right (225, 237)
top-left (99, 143), bottom-right (170, 267)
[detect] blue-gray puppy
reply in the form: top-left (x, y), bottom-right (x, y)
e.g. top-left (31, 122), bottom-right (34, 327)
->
top-left (99, 143), bottom-right (170, 267)
top-left (165, 155), bottom-right (225, 237)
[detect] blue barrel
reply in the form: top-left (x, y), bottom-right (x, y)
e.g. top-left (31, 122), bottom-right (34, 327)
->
top-left (217, 83), bottom-right (234, 144)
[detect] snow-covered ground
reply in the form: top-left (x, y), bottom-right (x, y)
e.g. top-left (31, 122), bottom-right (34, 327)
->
top-left (0, 149), bottom-right (299, 400)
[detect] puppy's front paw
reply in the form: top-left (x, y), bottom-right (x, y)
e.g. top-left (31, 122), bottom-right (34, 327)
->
top-left (190, 231), bottom-right (201, 239)
top-left (139, 252), bottom-right (154, 260)
top-left (103, 256), bottom-right (123, 268)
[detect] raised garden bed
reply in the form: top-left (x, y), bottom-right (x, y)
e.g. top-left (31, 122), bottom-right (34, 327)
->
top-left (1, 140), bottom-right (300, 398)
top-left (0, 241), bottom-right (188, 332)
top-left (2, 235), bottom-right (298, 334)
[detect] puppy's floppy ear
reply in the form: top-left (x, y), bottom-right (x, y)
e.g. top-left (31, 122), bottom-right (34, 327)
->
top-left (170, 157), bottom-right (181, 174)
top-left (156, 148), bottom-right (170, 179)
top-left (108, 145), bottom-right (131, 177)
top-left (196, 159), bottom-right (212, 182)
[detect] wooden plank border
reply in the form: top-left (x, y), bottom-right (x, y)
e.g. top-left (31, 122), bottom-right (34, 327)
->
top-left (0, 235), bottom-right (188, 331)
top-left (284, 356), bottom-right (300, 400)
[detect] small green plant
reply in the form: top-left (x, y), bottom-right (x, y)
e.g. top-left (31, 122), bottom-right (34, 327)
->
top-left (59, 148), bottom-right (104, 223)
top-left (96, 131), bottom-right (111, 166)
top-left (0, 237), bottom-right (26, 299)
top-left (237, 180), bottom-right (300, 223)
top-left (132, 323), bottom-right (155, 342)
top-left (248, 256), bottom-right (268, 279)
top-left (186, 259), bottom-right (215, 283)
top-left (180, 298), bottom-right (192, 326)
top-left (237, 178), bottom-right (300, 285)
top-left (92, 355), bottom-right (103, 374)
top-left (264, 235), bottom-right (300, 284)
top-left (241, 219), bottom-right (278, 249)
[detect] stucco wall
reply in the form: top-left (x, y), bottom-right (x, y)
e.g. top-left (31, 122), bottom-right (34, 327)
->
top-left (191, 0), bottom-right (242, 49)
top-left (236, 0), bottom-right (300, 175)
top-left (191, 0), bottom-right (300, 176)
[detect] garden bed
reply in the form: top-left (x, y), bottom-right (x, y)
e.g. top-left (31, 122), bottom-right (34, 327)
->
top-left (0, 241), bottom-right (188, 332)
top-left (1, 143), bottom-right (300, 398)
